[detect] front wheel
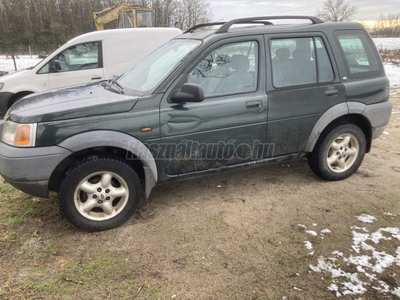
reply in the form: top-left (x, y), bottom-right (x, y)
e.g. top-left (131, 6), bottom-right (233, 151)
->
top-left (308, 124), bottom-right (366, 181)
top-left (58, 156), bottom-right (141, 231)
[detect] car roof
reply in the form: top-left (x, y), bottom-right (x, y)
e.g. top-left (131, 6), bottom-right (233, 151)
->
top-left (177, 16), bottom-right (365, 41)
top-left (66, 28), bottom-right (181, 45)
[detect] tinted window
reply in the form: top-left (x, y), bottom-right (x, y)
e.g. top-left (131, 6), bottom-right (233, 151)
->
top-left (336, 31), bottom-right (381, 77)
top-left (188, 41), bottom-right (258, 98)
top-left (270, 37), bottom-right (316, 87)
top-left (315, 37), bottom-right (334, 83)
top-left (270, 37), bottom-right (334, 88)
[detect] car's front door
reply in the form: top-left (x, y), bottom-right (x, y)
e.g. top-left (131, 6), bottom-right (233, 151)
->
top-left (47, 41), bottom-right (105, 89)
top-left (159, 37), bottom-right (270, 176)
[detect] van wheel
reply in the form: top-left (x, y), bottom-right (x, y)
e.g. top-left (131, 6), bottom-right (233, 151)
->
top-left (58, 156), bottom-right (141, 231)
top-left (308, 124), bottom-right (366, 181)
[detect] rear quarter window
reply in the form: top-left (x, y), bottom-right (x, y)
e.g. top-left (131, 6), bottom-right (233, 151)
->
top-left (335, 30), bottom-right (383, 79)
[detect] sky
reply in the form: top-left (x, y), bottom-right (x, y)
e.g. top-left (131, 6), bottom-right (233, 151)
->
top-left (207, 0), bottom-right (399, 23)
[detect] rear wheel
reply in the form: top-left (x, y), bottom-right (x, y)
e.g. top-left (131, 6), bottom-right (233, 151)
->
top-left (308, 124), bottom-right (366, 181)
top-left (58, 156), bottom-right (141, 231)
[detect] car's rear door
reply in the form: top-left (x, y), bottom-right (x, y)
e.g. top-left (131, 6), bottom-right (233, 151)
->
top-left (265, 33), bottom-right (346, 157)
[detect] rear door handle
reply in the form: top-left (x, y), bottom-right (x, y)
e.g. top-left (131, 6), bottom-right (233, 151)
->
top-left (325, 89), bottom-right (339, 97)
top-left (246, 100), bottom-right (262, 109)
top-left (91, 76), bottom-right (102, 80)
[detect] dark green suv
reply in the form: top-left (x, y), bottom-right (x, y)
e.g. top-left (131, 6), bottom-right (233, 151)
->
top-left (0, 16), bottom-right (392, 231)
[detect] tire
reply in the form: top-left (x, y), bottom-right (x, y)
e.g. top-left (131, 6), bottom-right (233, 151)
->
top-left (58, 155), bottom-right (141, 231)
top-left (308, 124), bottom-right (366, 181)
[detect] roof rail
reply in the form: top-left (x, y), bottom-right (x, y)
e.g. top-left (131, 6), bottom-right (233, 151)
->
top-left (184, 20), bottom-right (274, 34)
top-left (184, 22), bottom-right (225, 34)
top-left (216, 16), bottom-right (323, 34)
top-left (184, 16), bottom-right (323, 35)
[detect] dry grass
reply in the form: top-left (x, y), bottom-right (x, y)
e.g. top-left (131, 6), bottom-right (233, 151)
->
top-left (378, 47), bottom-right (400, 66)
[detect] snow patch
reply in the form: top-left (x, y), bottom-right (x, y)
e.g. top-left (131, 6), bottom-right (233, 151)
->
top-left (0, 55), bottom-right (41, 73)
top-left (306, 230), bottom-right (318, 236)
top-left (321, 228), bottom-right (331, 234)
top-left (304, 241), bottom-right (313, 250)
top-left (384, 212), bottom-right (397, 216)
top-left (306, 224), bottom-right (400, 297)
top-left (356, 214), bottom-right (377, 223)
top-left (373, 38), bottom-right (400, 50)
top-left (351, 226), bottom-right (369, 232)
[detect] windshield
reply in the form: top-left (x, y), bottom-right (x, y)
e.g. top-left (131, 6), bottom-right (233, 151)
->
top-left (118, 39), bottom-right (201, 95)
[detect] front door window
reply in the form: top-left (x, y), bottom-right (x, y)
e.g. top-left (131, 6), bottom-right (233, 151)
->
top-left (188, 41), bottom-right (258, 98)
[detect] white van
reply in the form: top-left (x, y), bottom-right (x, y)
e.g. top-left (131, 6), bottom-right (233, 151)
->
top-left (0, 28), bottom-right (181, 116)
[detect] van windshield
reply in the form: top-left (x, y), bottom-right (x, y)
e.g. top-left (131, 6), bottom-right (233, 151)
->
top-left (118, 39), bottom-right (201, 95)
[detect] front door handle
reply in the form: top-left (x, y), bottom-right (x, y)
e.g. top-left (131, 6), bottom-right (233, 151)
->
top-left (325, 89), bottom-right (339, 97)
top-left (246, 100), bottom-right (262, 109)
top-left (91, 76), bottom-right (102, 80)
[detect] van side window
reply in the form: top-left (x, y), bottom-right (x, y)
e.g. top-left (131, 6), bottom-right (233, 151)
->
top-left (54, 42), bottom-right (102, 73)
top-left (335, 31), bottom-right (381, 78)
top-left (37, 63), bottom-right (50, 74)
top-left (188, 41), bottom-right (258, 98)
top-left (270, 37), bottom-right (334, 88)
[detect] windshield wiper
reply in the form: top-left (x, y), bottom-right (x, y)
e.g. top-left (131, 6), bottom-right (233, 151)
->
top-left (100, 75), bottom-right (125, 95)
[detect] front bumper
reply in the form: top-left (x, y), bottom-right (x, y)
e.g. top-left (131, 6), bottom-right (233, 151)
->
top-left (0, 122), bottom-right (72, 197)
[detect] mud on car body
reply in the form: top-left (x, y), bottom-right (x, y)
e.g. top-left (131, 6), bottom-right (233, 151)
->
top-left (0, 16), bottom-right (392, 231)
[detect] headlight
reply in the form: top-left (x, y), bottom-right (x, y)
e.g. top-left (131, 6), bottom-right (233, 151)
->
top-left (0, 82), bottom-right (4, 91)
top-left (2, 121), bottom-right (37, 147)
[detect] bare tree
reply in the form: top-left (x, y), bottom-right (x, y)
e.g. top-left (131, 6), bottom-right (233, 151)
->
top-left (151, 0), bottom-right (212, 29)
top-left (0, 0), bottom-right (212, 54)
top-left (371, 13), bottom-right (400, 37)
top-left (317, 0), bottom-right (358, 22)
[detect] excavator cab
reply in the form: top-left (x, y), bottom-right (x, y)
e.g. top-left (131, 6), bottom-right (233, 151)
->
top-left (118, 9), bottom-right (153, 28)
top-left (93, 4), bottom-right (154, 30)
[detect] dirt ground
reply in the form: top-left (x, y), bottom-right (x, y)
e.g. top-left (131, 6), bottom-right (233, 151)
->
top-left (1, 93), bottom-right (400, 300)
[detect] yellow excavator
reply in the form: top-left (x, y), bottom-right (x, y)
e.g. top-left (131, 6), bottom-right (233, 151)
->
top-left (93, 3), bottom-right (154, 30)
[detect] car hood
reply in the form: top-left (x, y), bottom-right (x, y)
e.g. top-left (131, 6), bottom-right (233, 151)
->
top-left (0, 69), bottom-right (31, 83)
top-left (7, 84), bottom-right (138, 123)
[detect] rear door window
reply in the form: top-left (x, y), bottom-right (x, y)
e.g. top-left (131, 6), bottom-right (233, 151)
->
top-left (335, 30), bottom-right (382, 78)
top-left (270, 36), bottom-right (334, 88)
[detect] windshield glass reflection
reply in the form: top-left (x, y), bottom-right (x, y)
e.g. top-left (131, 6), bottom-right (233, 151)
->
top-left (118, 39), bottom-right (201, 95)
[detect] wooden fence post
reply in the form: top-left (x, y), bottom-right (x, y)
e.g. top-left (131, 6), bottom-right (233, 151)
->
top-left (11, 52), bottom-right (17, 72)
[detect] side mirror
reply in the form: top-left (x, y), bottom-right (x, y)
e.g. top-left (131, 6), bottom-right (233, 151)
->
top-left (52, 60), bottom-right (62, 72)
top-left (170, 83), bottom-right (204, 104)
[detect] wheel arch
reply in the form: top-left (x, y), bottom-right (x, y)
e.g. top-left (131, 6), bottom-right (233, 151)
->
top-left (49, 131), bottom-right (158, 199)
top-left (7, 91), bottom-right (34, 109)
top-left (305, 102), bottom-right (373, 153)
